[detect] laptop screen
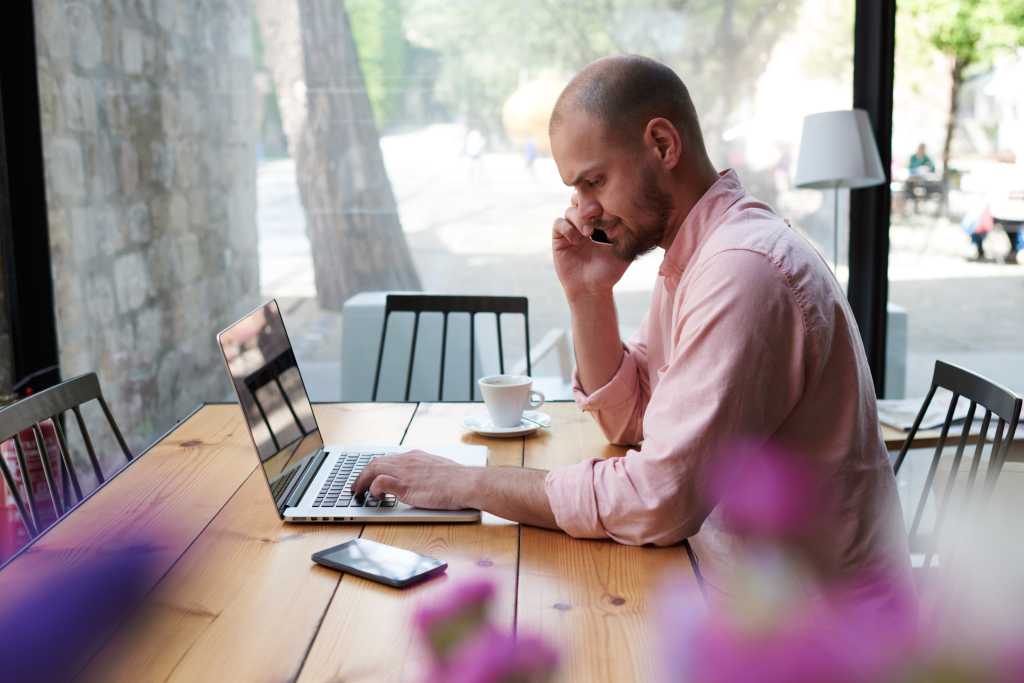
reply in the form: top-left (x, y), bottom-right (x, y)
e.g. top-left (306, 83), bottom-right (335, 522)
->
top-left (217, 300), bottom-right (323, 512)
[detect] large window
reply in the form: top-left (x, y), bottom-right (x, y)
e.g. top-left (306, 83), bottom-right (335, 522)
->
top-left (32, 0), bottom-right (855, 462)
top-left (886, 5), bottom-right (1024, 399)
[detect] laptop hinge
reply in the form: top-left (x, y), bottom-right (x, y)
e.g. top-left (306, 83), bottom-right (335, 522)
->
top-left (282, 448), bottom-right (327, 511)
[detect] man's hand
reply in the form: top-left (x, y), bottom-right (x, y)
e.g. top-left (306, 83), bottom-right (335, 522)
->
top-left (351, 451), bottom-right (476, 510)
top-left (552, 194), bottom-right (630, 301)
top-left (553, 194), bottom-right (629, 394)
top-left (353, 452), bottom-right (560, 529)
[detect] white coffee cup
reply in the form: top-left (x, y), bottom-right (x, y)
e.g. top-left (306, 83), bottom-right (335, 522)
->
top-left (478, 375), bottom-right (545, 428)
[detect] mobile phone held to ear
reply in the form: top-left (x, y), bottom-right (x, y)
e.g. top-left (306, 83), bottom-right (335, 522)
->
top-left (590, 228), bottom-right (611, 244)
top-left (312, 538), bottom-right (447, 588)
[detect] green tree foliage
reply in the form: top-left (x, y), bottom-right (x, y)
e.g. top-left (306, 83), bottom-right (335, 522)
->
top-left (402, 0), bottom-right (622, 136)
top-left (909, 0), bottom-right (1024, 67)
top-left (902, 0), bottom-right (1024, 179)
top-left (346, 0), bottom-right (410, 130)
top-left (402, 0), bottom-right (801, 158)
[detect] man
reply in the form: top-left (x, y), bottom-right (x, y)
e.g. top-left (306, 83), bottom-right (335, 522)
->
top-left (905, 142), bottom-right (944, 216)
top-left (908, 143), bottom-right (935, 175)
top-left (354, 55), bottom-right (910, 598)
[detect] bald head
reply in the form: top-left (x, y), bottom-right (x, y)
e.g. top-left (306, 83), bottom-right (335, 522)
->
top-left (550, 55), bottom-right (705, 154)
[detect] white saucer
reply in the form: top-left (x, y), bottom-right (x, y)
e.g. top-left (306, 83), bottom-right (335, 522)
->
top-left (463, 411), bottom-right (551, 437)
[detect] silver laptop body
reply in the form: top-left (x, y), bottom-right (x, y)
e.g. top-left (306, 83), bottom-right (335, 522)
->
top-left (217, 300), bottom-right (482, 523)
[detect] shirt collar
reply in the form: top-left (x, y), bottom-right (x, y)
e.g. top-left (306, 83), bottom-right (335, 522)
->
top-left (658, 169), bottom-right (746, 284)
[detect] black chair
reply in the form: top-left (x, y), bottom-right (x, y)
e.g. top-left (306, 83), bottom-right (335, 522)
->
top-left (243, 347), bottom-right (310, 452)
top-left (893, 360), bottom-right (1022, 573)
top-left (371, 294), bottom-right (531, 402)
top-left (0, 373), bottom-right (132, 539)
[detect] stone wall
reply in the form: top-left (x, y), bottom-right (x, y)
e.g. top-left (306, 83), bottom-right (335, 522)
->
top-left (33, 1), bottom-right (260, 455)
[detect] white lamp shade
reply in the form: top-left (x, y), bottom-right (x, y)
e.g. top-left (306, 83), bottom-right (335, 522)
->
top-left (793, 109), bottom-right (886, 189)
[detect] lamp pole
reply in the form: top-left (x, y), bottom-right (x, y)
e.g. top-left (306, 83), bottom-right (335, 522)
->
top-left (833, 182), bottom-right (840, 275)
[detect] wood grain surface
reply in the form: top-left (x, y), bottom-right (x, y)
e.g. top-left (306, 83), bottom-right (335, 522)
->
top-left (298, 403), bottom-right (521, 683)
top-left (79, 403), bottom-right (414, 683)
top-left (2, 401), bottom-right (707, 683)
top-left (516, 403), bottom-right (699, 683)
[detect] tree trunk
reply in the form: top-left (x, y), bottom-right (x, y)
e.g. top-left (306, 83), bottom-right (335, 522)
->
top-left (254, 0), bottom-right (420, 311)
top-left (941, 55), bottom-right (966, 188)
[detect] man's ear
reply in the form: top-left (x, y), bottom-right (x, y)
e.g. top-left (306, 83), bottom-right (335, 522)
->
top-left (644, 117), bottom-right (682, 171)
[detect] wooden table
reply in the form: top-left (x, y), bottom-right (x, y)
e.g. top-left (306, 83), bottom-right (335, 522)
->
top-left (0, 402), bottom-right (697, 682)
top-left (882, 423), bottom-right (944, 450)
top-left (882, 423), bottom-right (1024, 459)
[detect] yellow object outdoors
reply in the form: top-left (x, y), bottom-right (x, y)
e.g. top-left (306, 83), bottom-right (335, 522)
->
top-left (502, 75), bottom-right (567, 156)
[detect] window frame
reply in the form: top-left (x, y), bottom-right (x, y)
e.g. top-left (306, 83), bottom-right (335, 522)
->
top-left (0, 0), bottom-right (61, 397)
top-left (849, 0), bottom-right (897, 397)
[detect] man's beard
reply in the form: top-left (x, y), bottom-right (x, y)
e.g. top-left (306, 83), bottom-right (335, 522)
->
top-left (599, 167), bottom-right (675, 262)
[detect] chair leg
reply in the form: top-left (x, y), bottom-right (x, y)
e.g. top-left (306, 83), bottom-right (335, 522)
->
top-left (31, 425), bottom-right (65, 518)
top-left (372, 312), bottom-right (390, 401)
top-left (438, 312), bottom-right (448, 401)
top-left (496, 313), bottom-right (504, 375)
top-left (404, 312), bottom-right (420, 402)
top-left (98, 396), bottom-right (133, 462)
top-left (10, 436), bottom-right (42, 533)
top-left (51, 418), bottom-right (84, 501)
top-left (524, 314), bottom-right (532, 378)
top-left (469, 313), bottom-right (476, 401)
top-left (0, 452), bottom-right (36, 537)
top-left (73, 406), bottom-right (106, 485)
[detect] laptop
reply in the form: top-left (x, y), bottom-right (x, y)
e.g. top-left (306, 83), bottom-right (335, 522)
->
top-left (216, 299), bottom-right (483, 523)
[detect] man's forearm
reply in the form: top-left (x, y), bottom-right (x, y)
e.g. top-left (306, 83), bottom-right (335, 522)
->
top-left (462, 466), bottom-right (559, 530)
top-left (569, 291), bottom-right (624, 394)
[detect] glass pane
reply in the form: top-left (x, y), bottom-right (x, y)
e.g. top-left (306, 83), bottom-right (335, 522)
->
top-left (34, 0), bottom-right (855, 471)
top-left (887, 6), bottom-right (1024, 398)
top-left (262, 0), bottom-right (856, 402)
top-left (34, 1), bottom-right (262, 470)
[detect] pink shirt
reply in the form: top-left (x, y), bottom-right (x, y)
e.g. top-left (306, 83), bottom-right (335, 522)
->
top-left (545, 170), bottom-right (911, 597)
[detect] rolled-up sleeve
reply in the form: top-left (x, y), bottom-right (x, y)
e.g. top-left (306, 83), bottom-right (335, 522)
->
top-left (571, 313), bottom-right (651, 446)
top-left (547, 249), bottom-right (809, 545)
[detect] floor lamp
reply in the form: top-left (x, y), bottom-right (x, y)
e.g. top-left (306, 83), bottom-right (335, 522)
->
top-left (793, 110), bottom-right (886, 274)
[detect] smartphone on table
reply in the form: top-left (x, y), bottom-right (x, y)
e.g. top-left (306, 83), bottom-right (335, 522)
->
top-left (312, 538), bottom-right (447, 588)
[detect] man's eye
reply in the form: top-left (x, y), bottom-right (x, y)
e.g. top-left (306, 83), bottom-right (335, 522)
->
top-left (587, 178), bottom-right (603, 188)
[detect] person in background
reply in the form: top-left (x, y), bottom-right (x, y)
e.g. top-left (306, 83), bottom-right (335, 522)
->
top-left (993, 218), bottom-right (1022, 264)
top-left (991, 166), bottom-right (1024, 265)
top-left (909, 143), bottom-right (935, 175)
top-left (960, 205), bottom-right (994, 261)
top-left (905, 143), bottom-right (941, 214)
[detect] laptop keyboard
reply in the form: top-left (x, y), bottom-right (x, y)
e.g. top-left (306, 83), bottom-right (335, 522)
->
top-left (312, 452), bottom-right (398, 509)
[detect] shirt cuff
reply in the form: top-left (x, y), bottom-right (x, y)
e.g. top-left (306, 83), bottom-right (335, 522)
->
top-left (544, 459), bottom-right (606, 539)
top-left (571, 345), bottom-right (640, 412)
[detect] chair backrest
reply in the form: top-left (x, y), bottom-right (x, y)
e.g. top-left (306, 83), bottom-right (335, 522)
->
top-left (893, 360), bottom-right (1022, 572)
top-left (242, 347), bottom-right (310, 451)
top-left (0, 373), bottom-right (132, 539)
top-left (371, 294), bottom-right (531, 402)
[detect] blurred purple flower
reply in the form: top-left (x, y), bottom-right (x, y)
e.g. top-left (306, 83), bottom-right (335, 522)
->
top-left (414, 578), bottom-right (496, 663)
top-left (666, 576), bottom-right (917, 683)
top-left (709, 441), bottom-right (827, 540)
top-left (659, 439), bottom-right (1024, 683)
top-left (996, 648), bottom-right (1024, 683)
top-left (905, 629), bottom-right (1024, 683)
top-left (415, 579), bottom-right (559, 683)
top-left (0, 544), bottom-right (162, 683)
top-left (426, 628), bottom-right (559, 683)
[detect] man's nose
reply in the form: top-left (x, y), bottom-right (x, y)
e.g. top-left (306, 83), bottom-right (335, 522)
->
top-left (578, 196), bottom-right (602, 223)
